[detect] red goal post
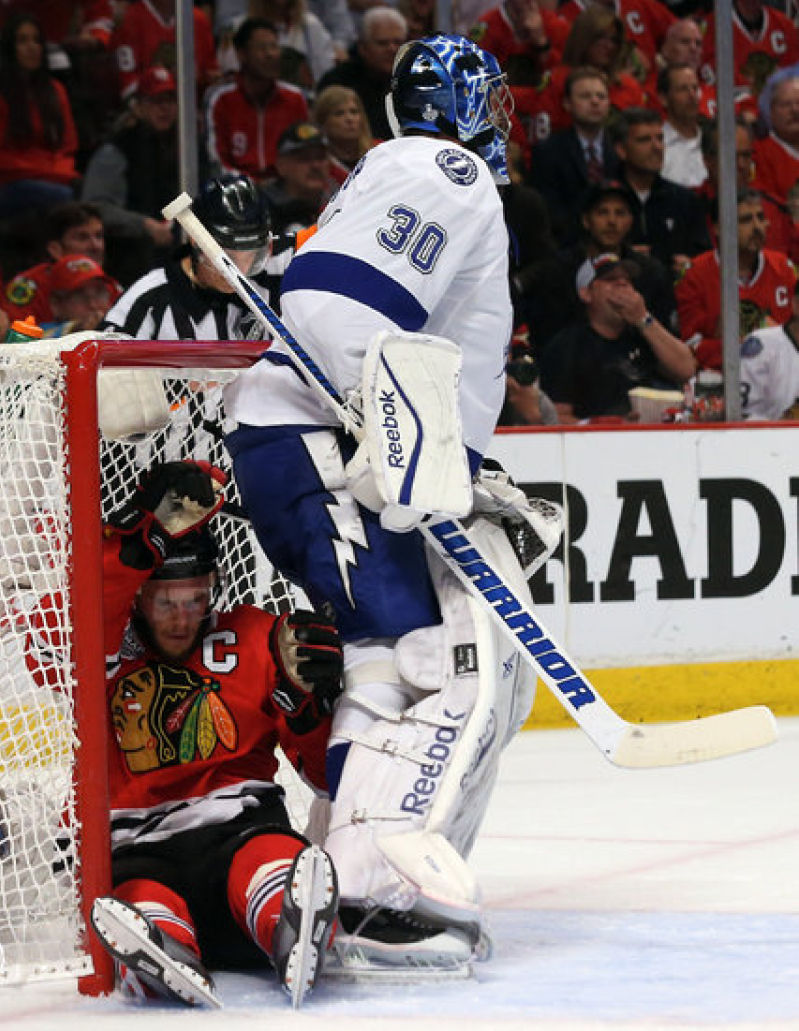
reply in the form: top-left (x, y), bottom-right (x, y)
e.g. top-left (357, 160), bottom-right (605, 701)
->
top-left (0, 337), bottom-right (307, 995)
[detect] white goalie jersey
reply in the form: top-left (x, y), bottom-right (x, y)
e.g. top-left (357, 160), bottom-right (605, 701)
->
top-left (225, 135), bottom-right (512, 460)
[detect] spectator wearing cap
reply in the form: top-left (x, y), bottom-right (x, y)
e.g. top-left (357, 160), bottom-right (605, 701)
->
top-left (42, 254), bottom-right (119, 334)
top-left (263, 121), bottom-right (337, 234)
top-left (205, 18), bottom-right (308, 185)
top-left (612, 107), bottom-right (711, 274)
top-left (1, 201), bottom-right (112, 325)
top-left (528, 67), bottom-right (621, 246)
top-left (81, 66), bottom-right (183, 286)
top-left (516, 179), bottom-right (678, 354)
top-left (315, 7), bottom-right (407, 141)
top-left (539, 252), bottom-right (695, 423)
top-left (676, 189), bottom-right (798, 372)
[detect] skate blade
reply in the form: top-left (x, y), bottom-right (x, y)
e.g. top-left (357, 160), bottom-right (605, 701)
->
top-left (90, 897), bottom-right (221, 1008)
top-left (283, 846), bottom-right (338, 1009)
top-left (323, 938), bottom-right (473, 983)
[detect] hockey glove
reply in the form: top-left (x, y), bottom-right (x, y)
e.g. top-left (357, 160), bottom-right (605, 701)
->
top-left (269, 612), bottom-right (343, 734)
top-left (107, 460), bottom-right (227, 571)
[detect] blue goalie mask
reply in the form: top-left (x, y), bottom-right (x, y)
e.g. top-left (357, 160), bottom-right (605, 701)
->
top-left (387, 33), bottom-right (514, 184)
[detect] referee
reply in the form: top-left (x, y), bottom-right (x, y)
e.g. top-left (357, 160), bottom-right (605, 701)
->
top-left (101, 173), bottom-right (294, 341)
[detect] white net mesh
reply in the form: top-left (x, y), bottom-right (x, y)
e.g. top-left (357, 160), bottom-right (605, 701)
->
top-left (0, 341), bottom-right (313, 987)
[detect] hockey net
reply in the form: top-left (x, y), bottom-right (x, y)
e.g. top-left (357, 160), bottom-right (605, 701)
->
top-left (0, 337), bottom-right (311, 993)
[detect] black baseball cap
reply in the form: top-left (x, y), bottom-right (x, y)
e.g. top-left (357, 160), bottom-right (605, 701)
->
top-left (582, 179), bottom-right (635, 213)
top-left (277, 121), bottom-right (328, 155)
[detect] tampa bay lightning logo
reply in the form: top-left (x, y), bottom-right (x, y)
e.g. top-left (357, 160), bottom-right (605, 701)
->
top-left (436, 149), bottom-right (478, 185)
top-left (741, 334), bottom-right (764, 358)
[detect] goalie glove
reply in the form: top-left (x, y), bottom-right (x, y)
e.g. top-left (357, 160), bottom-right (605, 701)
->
top-left (107, 460), bottom-right (227, 571)
top-left (269, 612), bottom-right (343, 735)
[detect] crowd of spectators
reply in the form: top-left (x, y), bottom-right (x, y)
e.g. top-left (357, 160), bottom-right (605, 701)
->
top-left (0, 0), bottom-right (798, 422)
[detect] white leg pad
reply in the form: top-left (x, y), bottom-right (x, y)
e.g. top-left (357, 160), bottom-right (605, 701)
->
top-left (325, 517), bottom-right (537, 925)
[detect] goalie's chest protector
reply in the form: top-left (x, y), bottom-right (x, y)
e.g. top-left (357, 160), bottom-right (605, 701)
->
top-left (278, 136), bottom-right (512, 458)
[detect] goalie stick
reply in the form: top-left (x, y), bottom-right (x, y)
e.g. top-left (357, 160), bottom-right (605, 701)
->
top-left (163, 192), bottom-right (778, 769)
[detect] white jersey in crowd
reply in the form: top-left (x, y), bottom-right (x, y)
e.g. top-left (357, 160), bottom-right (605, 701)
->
top-left (225, 135), bottom-right (512, 459)
top-left (740, 324), bottom-right (799, 420)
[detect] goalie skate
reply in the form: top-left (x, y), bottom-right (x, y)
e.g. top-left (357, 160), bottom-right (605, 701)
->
top-left (90, 896), bottom-right (220, 1008)
top-left (271, 845), bottom-right (339, 1008)
top-left (324, 906), bottom-right (482, 982)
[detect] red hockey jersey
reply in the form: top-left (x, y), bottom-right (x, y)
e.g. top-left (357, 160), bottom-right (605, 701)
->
top-left (700, 6), bottom-right (799, 93)
top-left (111, 0), bottom-right (217, 99)
top-left (676, 248), bottom-right (797, 369)
top-left (205, 78), bottom-right (309, 182)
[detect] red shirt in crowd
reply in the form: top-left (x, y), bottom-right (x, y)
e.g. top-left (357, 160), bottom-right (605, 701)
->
top-left (676, 248), bottom-right (798, 369)
top-left (112, 0), bottom-right (218, 100)
top-left (205, 76), bottom-right (309, 182)
top-left (559, 0), bottom-right (675, 67)
top-left (700, 6), bottom-right (799, 92)
top-left (0, 77), bottom-right (76, 184)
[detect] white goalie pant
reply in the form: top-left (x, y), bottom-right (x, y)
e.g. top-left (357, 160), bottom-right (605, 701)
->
top-left (324, 516), bottom-right (537, 930)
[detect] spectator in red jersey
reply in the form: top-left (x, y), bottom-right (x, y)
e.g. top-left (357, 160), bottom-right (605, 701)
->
top-left (676, 189), bottom-right (798, 371)
top-left (0, 1), bottom-right (115, 47)
top-left (111, 0), bottom-right (218, 101)
top-left (0, 12), bottom-right (78, 218)
top-left (657, 63), bottom-right (706, 188)
top-left (752, 75), bottom-right (799, 207)
top-left (467, 0), bottom-right (569, 86)
top-left (312, 85), bottom-right (375, 185)
top-left (699, 117), bottom-right (798, 264)
top-left (558, 0), bottom-right (675, 75)
top-left (514, 4), bottom-right (647, 146)
top-left (2, 201), bottom-right (112, 324)
top-left (646, 17), bottom-right (758, 126)
top-left (205, 18), bottom-right (308, 184)
top-left (700, 0), bottom-right (799, 98)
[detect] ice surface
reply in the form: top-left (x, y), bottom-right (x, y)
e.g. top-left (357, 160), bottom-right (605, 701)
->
top-left (4, 718), bottom-right (798, 1030)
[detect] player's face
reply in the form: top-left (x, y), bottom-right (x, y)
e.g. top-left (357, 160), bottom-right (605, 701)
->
top-left (59, 219), bottom-right (105, 265)
top-left (566, 78), bottom-right (610, 128)
top-left (138, 575), bottom-right (213, 661)
top-left (737, 200), bottom-right (767, 254)
top-left (583, 198), bottom-right (633, 249)
top-left (619, 123), bottom-right (664, 174)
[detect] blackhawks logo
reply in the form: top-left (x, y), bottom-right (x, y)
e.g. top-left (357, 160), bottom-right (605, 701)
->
top-left (111, 662), bottom-right (237, 773)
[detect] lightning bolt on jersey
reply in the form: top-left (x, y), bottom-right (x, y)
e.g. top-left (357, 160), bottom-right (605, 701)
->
top-left (225, 136), bottom-right (512, 461)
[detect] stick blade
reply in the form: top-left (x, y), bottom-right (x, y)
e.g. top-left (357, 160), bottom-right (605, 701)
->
top-left (610, 705), bottom-right (778, 768)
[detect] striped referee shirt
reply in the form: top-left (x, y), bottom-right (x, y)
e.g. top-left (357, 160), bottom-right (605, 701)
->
top-left (100, 242), bottom-right (292, 341)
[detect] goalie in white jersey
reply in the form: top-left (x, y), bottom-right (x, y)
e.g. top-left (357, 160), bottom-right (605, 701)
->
top-left (225, 34), bottom-right (560, 976)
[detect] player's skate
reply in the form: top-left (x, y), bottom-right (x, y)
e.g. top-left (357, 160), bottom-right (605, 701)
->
top-left (325, 905), bottom-right (481, 981)
top-left (90, 896), bottom-right (220, 1007)
top-left (271, 844), bottom-right (339, 1008)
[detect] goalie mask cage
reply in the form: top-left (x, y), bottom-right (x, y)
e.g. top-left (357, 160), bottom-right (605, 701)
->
top-left (0, 337), bottom-right (308, 996)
